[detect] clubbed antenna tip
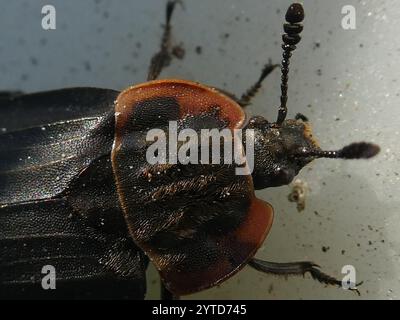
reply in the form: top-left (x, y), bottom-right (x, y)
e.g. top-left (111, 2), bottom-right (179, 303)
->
top-left (337, 142), bottom-right (380, 159)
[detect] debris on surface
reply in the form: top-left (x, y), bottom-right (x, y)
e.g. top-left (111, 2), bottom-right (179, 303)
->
top-left (288, 179), bottom-right (309, 212)
top-left (172, 44), bottom-right (185, 59)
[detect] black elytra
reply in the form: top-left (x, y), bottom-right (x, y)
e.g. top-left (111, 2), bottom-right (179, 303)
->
top-left (0, 2), bottom-right (379, 299)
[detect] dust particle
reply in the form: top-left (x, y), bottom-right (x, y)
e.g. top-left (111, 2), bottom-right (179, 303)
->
top-left (195, 45), bottom-right (203, 55)
top-left (322, 246), bottom-right (330, 252)
top-left (84, 61), bottom-right (91, 71)
top-left (30, 57), bottom-right (38, 66)
top-left (288, 179), bottom-right (308, 212)
top-left (172, 45), bottom-right (185, 60)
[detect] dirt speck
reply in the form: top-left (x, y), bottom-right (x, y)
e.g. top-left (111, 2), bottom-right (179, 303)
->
top-left (195, 45), bottom-right (203, 55)
top-left (172, 45), bottom-right (185, 60)
top-left (84, 61), bottom-right (91, 71)
top-left (288, 179), bottom-right (308, 212)
top-left (322, 246), bottom-right (330, 252)
top-left (30, 57), bottom-right (38, 66)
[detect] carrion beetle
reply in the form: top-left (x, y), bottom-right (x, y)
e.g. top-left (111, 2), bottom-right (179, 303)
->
top-left (0, 1), bottom-right (379, 299)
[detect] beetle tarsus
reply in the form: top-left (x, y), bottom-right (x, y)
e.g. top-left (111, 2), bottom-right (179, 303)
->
top-left (248, 258), bottom-right (361, 296)
top-left (147, 0), bottom-right (183, 81)
top-left (238, 62), bottom-right (279, 107)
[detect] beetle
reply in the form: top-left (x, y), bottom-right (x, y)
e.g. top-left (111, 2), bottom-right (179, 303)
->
top-left (0, 1), bottom-right (379, 299)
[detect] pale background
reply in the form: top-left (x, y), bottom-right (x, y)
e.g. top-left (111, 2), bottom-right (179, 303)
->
top-left (0, 0), bottom-right (398, 299)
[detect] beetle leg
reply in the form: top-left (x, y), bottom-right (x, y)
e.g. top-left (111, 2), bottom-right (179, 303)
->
top-left (147, 0), bottom-right (183, 81)
top-left (161, 282), bottom-right (180, 300)
top-left (248, 258), bottom-right (362, 295)
top-left (237, 62), bottom-right (279, 107)
top-left (295, 113), bottom-right (309, 122)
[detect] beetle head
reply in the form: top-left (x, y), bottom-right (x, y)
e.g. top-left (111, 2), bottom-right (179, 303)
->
top-left (245, 116), bottom-right (380, 190)
top-left (245, 116), bottom-right (315, 189)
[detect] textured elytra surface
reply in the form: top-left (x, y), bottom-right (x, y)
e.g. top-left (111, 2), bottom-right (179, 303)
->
top-left (0, 88), bottom-right (148, 299)
top-left (112, 82), bottom-right (273, 295)
top-left (0, 197), bottom-right (147, 299)
top-left (0, 88), bottom-right (117, 204)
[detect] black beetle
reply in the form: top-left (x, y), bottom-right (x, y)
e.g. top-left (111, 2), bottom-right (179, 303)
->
top-left (0, 1), bottom-right (379, 299)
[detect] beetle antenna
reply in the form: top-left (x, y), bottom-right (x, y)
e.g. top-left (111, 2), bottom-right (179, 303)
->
top-left (276, 3), bottom-right (305, 125)
top-left (295, 142), bottom-right (380, 160)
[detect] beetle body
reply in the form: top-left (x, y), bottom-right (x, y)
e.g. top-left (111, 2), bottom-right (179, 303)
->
top-left (0, 2), bottom-right (379, 299)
